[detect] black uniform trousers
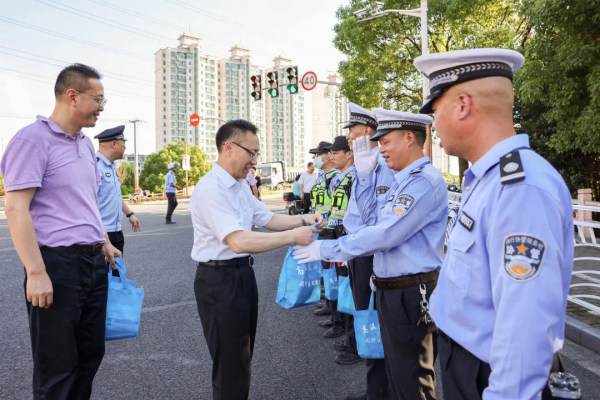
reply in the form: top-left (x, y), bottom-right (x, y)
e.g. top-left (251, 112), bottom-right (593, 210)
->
top-left (319, 229), bottom-right (345, 325)
top-left (166, 192), bottom-right (178, 221)
top-left (376, 279), bottom-right (438, 400)
top-left (337, 265), bottom-right (356, 354)
top-left (349, 256), bottom-right (392, 400)
top-left (107, 230), bottom-right (124, 277)
top-left (194, 262), bottom-right (259, 400)
top-left (26, 248), bottom-right (108, 400)
top-left (302, 192), bottom-right (312, 214)
top-left (438, 330), bottom-right (565, 400)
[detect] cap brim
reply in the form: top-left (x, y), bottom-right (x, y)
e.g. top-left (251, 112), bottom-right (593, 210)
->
top-left (419, 96), bottom-right (437, 114)
top-left (342, 122), bottom-right (357, 129)
top-left (308, 149), bottom-right (318, 154)
top-left (370, 129), bottom-right (394, 141)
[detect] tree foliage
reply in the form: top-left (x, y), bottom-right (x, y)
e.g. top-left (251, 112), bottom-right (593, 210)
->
top-left (116, 162), bottom-right (135, 196)
top-left (139, 142), bottom-right (211, 193)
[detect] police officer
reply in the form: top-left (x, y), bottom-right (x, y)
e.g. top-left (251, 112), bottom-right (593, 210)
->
top-left (95, 125), bottom-right (141, 258)
top-left (165, 162), bottom-right (181, 224)
top-left (294, 110), bottom-right (444, 400)
top-left (320, 135), bottom-right (355, 340)
top-left (413, 49), bottom-right (575, 399)
top-left (309, 141), bottom-right (339, 316)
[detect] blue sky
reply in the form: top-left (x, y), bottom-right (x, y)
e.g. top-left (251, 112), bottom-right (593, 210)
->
top-left (0, 0), bottom-right (347, 155)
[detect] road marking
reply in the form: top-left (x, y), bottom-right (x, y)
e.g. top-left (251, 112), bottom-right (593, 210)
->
top-left (141, 300), bottom-right (196, 313)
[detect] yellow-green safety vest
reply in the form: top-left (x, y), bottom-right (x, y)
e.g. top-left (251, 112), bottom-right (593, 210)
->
top-left (328, 170), bottom-right (354, 227)
top-left (310, 169), bottom-right (338, 229)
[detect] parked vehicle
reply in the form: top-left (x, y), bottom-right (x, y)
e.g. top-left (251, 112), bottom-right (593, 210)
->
top-left (256, 161), bottom-right (304, 191)
top-left (283, 192), bottom-right (303, 215)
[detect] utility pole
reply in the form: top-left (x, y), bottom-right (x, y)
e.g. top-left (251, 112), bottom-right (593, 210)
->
top-left (128, 119), bottom-right (145, 191)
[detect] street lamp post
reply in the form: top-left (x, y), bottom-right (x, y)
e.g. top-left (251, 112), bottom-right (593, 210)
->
top-left (356, 0), bottom-right (432, 157)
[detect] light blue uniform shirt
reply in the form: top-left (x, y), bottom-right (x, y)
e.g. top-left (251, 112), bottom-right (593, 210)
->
top-left (96, 151), bottom-right (122, 233)
top-left (164, 170), bottom-right (176, 193)
top-left (321, 157), bottom-right (448, 278)
top-left (327, 165), bottom-right (355, 197)
top-left (429, 134), bottom-right (574, 399)
top-left (344, 147), bottom-right (395, 234)
top-left (292, 181), bottom-right (301, 197)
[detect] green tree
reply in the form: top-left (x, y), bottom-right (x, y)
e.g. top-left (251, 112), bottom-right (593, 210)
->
top-left (116, 162), bottom-right (135, 196)
top-left (0, 174), bottom-right (4, 193)
top-left (139, 142), bottom-right (211, 193)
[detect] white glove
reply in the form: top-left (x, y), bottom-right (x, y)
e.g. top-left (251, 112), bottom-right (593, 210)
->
top-left (353, 135), bottom-right (378, 173)
top-left (292, 241), bottom-right (322, 264)
top-left (369, 275), bottom-right (377, 292)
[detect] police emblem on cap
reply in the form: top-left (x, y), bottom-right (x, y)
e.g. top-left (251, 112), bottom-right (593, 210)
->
top-left (503, 234), bottom-right (546, 281)
top-left (392, 193), bottom-right (415, 216)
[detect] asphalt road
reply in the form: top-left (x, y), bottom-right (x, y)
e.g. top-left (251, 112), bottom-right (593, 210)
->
top-left (1, 199), bottom-right (600, 399)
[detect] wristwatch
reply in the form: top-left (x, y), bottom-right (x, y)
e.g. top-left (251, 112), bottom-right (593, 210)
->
top-left (126, 212), bottom-right (135, 218)
top-left (302, 214), bottom-right (307, 226)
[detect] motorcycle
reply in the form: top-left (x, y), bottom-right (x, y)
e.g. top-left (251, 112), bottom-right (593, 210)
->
top-left (283, 192), bottom-right (304, 215)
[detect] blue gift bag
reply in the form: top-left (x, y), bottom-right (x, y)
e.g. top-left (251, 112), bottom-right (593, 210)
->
top-left (275, 247), bottom-right (322, 309)
top-left (337, 275), bottom-right (355, 315)
top-left (105, 258), bottom-right (145, 341)
top-left (322, 264), bottom-right (339, 301)
top-left (354, 292), bottom-right (384, 359)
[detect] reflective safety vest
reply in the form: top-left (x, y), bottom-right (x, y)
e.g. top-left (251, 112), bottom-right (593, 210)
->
top-left (310, 169), bottom-right (338, 229)
top-left (328, 170), bottom-right (354, 228)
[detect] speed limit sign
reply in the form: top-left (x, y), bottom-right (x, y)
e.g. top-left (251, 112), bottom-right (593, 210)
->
top-left (301, 71), bottom-right (317, 91)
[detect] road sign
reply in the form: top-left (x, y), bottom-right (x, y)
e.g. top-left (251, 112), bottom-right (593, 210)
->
top-left (182, 154), bottom-right (191, 171)
top-left (190, 114), bottom-right (200, 127)
top-left (301, 71), bottom-right (317, 91)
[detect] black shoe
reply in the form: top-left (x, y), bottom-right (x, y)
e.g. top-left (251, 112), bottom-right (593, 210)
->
top-left (315, 302), bottom-right (326, 310)
top-left (320, 292), bottom-right (326, 300)
top-left (314, 305), bottom-right (331, 316)
top-left (332, 338), bottom-right (347, 352)
top-left (335, 351), bottom-right (363, 365)
top-left (345, 393), bottom-right (367, 400)
top-left (318, 319), bottom-right (333, 328)
top-left (166, 221), bottom-right (176, 224)
top-left (324, 325), bottom-right (346, 338)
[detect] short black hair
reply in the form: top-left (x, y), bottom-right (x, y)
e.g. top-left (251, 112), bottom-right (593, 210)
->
top-left (399, 129), bottom-right (426, 148)
top-left (307, 162), bottom-right (313, 167)
top-left (295, 174), bottom-right (301, 181)
top-left (215, 119), bottom-right (258, 152)
top-left (54, 63), bottom-right (102, 97)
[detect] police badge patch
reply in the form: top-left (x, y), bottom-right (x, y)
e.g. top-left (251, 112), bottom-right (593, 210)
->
top-left (376, 186), bottom-right (390, 196)
top-left (105, 172), bottom-right (111, 178)
top-left (392, 194), bottom-right (415, 216)
top-left (503, 234), bottom-right (546, 282)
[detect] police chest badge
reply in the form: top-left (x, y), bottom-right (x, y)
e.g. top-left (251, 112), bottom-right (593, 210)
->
top-left (392, 193), bottom-right (415, 216)
top-left (105, 172), bottom-right (111, 178)
top-left (503, 234), bottom-right (546, 281)
top-left (376, 186), bottom-right (390, 196)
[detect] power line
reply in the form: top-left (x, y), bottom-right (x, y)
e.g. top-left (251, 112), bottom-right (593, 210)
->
top-left (0, 15), bottom-right (153, 61)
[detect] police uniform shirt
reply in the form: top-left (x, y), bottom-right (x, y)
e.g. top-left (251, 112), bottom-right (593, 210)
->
top-left (328, 165), bottom-right (355, 197)
top-left (429, 134), bottom-right (574, 399)
top-left (165, 170), bottom-right (176, 193)
top-left (320, 157), bottom-right (448, 277)
top-left (96, 151), bottom-right (122, 233)
top-left (190, 162), bottom-right (274, 262)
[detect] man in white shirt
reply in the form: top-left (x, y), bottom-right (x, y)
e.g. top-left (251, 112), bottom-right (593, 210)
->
top-left (298, 161), bottom-right (318, 214)
top-left (190, 119), bottom-right (325, 400)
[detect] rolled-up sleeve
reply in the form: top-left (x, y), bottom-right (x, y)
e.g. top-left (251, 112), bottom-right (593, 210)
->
top-left (0, 138), bottom-right (46, 191)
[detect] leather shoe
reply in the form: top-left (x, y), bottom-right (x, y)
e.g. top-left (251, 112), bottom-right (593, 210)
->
top-left (324, 325), bottom-right (346, 338)
top-left (315, 302), bottom-right (325, 309)
top-left (335, 351), bottom-right (363, 365)
top-left (314, 304), bottom-right (331, 316)
top-left (332, 338), bottom-right (347, 352)
top-left (318, 319), bottom-right (333, 328)
top-left (345, 393), bottom-right (367, 400)
top-left (166, 221), bottom-right (176, 224)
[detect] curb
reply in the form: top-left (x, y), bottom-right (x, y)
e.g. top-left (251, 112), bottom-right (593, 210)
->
top-left (565, 315), bottom-right (600, 354)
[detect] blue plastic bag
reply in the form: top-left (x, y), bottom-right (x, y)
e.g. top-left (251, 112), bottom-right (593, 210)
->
top-left (322, 264), bottom-right (339, 301)
top-left (337, 275), bottom-right (355, 315)
top-left (105, 258), bottom-right (145, 340)
top-left (354, 292), bottom-right (384, 359)
top-left (275, 247), bottom-right (322, 309)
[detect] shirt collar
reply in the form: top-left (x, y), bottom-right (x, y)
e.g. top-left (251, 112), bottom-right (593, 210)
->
top-left (37, 115), bottom-right (85, 140)
top-left (338, 164), bottom-right (355, 179)
top-left (212, 162), bottom-right (238, 189)
top-left (394, 156), bottom-right (430, 185)
top-left (470, 134), bottom-right (530, 179)
top-left (95, 151), bottom-right (112, 166)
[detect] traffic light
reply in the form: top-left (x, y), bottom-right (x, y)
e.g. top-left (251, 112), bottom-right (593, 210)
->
top-left (286, 66), bottom-right (298, 94)
top-left (267, 70), bottom-right (279, 97)
top-left (251, 75), bottom-right (262, 101)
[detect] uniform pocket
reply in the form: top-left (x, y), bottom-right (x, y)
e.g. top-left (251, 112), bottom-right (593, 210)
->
top-left (446, 234), bottom-right (476, 294)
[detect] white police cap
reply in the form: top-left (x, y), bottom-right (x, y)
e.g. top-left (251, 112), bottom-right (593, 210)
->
top-left (343, 102), bottom-right (378, 130)
top-left (414, 48), bottom-right (525, 114)
top-left (370, 109), bottom-right (433, 141)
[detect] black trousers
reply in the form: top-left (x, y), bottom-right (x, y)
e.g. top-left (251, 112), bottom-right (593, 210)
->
top-left (194, 263), bottom-right (259, 400)
top-left (166, 192), bottom-right (178, 221)
top-left (107, 230), bottom-right (124, 277)
top-left (438, 331), bottom-right (564, 400)
top-left (328, 262), bottom-right (346, 325)
top-left (302, 192), bottom-right (311, 214)
top-left (26, 248), bottom-right (108, 400)
top-left (349, 256), bottom-right (391, 399)
top-left (376, 280), bottom-right (438, 400)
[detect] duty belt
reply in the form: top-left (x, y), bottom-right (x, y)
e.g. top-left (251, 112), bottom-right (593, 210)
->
top-left (372, 270), bottom-right (439, 290)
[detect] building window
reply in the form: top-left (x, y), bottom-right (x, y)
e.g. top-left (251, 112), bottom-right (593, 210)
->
top-left (163, 115), bottom-right (166, 119)
top-left (163, 107), bottom-right (166, 111)
top-left (163, 61), bottom-right (165, 65)
top-left (163, 76), bottom-right (166, 81)
top-left (163, 92), bottom-right (166, 96)
top-left (163, 84), bottom-right (166, 88)
top-left (164, 138), bottom-right (167, 143)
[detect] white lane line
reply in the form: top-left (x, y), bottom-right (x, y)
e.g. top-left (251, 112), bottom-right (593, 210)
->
top-left (141, 300), bottom-right (196, 313)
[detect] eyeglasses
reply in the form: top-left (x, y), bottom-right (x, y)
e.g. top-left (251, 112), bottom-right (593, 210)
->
top-left (76, 91), bottom-right (107, 107)
top-left (231, 141), bottom-right (260, 159)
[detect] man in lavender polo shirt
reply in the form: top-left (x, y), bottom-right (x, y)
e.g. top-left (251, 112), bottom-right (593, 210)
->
top-left (1, 63), bottom-right (122, 400)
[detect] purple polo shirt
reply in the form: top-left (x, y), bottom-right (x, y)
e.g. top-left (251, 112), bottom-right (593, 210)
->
top-left (0, 115), bottom-right (105, 247)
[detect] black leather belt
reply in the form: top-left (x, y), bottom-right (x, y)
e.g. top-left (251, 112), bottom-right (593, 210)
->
top-left (40, 243), bottom-right (104, 255)
top-left (372, 270), bottom-right (439, 290)
top-left (198, 256), bottom-right (254, 268)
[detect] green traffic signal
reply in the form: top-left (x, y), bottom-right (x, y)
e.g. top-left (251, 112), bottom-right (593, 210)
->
top-left (268, 88), bottom-right (278, 97)
top-left (287, 84), bottom-right (297, 93)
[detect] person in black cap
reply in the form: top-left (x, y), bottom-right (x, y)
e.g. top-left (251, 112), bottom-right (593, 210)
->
top-left (95, 126), bottom-right (141, 261)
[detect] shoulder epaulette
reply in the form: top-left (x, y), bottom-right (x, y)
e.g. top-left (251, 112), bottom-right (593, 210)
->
top-left (96, 157), bottom-right (100, 162)
top-left (500, 151), bottom-right (525, 184)
top-left (409, 166), bottom-right (424, 175)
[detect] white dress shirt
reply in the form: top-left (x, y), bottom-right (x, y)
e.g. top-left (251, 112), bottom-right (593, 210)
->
top-left (298, 171), bottom-right (318, 193)
top-left (191, 163), bottom-right (274, 262)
